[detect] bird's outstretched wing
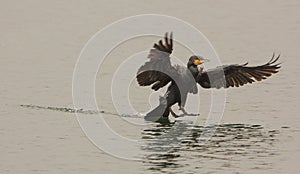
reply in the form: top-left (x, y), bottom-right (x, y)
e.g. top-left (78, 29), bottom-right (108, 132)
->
top-left (137, 32), bottom-right (180, 91)
top-left (197, 54), bottom-right (281, 89)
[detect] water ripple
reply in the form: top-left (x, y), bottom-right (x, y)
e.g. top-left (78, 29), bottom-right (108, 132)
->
top-left (141, 122), bottom-right (278, 173)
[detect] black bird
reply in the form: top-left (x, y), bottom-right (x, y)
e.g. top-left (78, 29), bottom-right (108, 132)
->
top-left (136, 32), bottom-right (280, 122)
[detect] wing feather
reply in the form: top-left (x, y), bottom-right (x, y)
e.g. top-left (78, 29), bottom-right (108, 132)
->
top-left (197, 54), bottom-right (281, 89)
top-left (136, 32), bottom-right (179, 91)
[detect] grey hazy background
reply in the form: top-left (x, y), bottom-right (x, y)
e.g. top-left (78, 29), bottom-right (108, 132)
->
top-left (1, 0), bottom-right (300, 174)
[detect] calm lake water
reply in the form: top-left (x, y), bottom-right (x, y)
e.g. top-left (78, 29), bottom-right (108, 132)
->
top-left (1, 0), bottom-right (300, 174)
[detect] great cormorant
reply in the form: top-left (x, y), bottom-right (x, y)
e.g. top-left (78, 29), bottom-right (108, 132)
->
top-left (136, 33), bottom-right (280, 122)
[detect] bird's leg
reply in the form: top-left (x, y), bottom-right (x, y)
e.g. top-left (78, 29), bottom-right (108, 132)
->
top-left (179, 106), bottom-right (199, 116)
top-left (169, 107), bottom-right (180, 118)
top-left (179, 106), bottom-right (188, 115)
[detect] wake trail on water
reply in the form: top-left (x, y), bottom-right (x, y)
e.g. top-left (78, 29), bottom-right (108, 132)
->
top-left (20, 104), bottom-right (140, 117)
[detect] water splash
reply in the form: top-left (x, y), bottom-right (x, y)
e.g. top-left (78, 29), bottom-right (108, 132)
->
top-left (20, 104), bottom-right (110, 115)
top-left (20, 104), bottom-right (143, 118)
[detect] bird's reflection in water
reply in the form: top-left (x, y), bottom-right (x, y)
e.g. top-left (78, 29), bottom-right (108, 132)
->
top-left (141, 121), bottom-right (279, 173)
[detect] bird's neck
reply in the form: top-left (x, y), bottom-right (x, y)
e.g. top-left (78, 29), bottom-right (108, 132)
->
top-left (187, 65), bottom-right (199, 78)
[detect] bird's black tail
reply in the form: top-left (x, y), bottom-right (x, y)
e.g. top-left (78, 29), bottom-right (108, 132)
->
top-left (144, 96), bottom-right (169, 122)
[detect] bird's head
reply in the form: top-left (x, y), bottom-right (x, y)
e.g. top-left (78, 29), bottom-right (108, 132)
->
top-left (188, 55), bottom-right (209, 67)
